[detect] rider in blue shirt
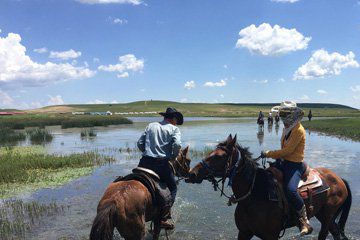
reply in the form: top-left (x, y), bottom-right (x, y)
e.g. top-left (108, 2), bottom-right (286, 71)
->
top-left (137, 107), bottom-right (183, 230)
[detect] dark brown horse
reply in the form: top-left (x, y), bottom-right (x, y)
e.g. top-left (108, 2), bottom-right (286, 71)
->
top-left (187, 135), bottom-right (352, 240)
top-left (90, 146), bottom-right (191, 240)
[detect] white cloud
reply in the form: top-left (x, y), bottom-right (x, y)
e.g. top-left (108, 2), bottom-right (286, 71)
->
top-left (34, 47), bottom-right (48, 54)
top-left (236, 23), bottom-right (311, 56)
top-left (350, 85), bottom-right (360, 92)
top-left (254, 79), bottom-right (269, 84)
top-left (0, 33), bottom-right (95, 88)
top-left (271, 0), bottom-right (300, 3)
top-left (0, 29), bottom-right (2, 33)
top-left (76, 0), bottom-right (142, 4)
top-left (220, 94), bottom-right (225, 98)
top-left (113, 18), bottom-right (128, 25)
top-left (317, 89), bottom-right (328, 95)
top-left (0, 91), bottom-right (14, 107)
top-left (278, 78), bottom-right (286, 82)
top-left (294, 49), bottom-right (359, 80)
top-left (204, 79), bottom-right (227, 87)
top-left (184, 80), bottom-right (196, 90)
top-left (87, 99), bottom-right (106, 104)
top-left (223, 64), bottom-right (228, 69)
top-left (98, 54), bottom-right (144, 78)
top-left (180, 98), bottom-right (188, 103)
top-left (93, 57), bottom-right (100, 63)
top-left (49, 49), bottom-right (82, 60)
top-left (117, 72), bottom-right (129, 78)
top-left (300, 94), bottom-right (310, 101)
top-left (48, 95), bottom-right (64, 105)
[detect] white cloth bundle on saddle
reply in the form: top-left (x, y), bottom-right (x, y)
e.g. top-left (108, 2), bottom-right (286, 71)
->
top-left (133, 167), bottom-right (160, 181)
top-left (298, 169), bottom-right (323, 191)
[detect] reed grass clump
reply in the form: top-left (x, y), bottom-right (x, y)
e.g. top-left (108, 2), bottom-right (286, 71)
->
top-left (0, 199), bottom-right (64, 240)
top-left (26, 128), bottom-right (53, 144)
top-left (61, 115), bottom-right (132, 128)
top-left (80, 128), bottom-right (97, 138)
top-left (0, 128), bottom-right (26, 144)
top-left (0, 114), bottom-right (132, 129)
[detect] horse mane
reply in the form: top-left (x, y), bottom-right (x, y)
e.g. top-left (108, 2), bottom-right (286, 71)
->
top-left (217, 141), bottom-right (257, 165)
top-left (217, 140), bottom-right (259, 182)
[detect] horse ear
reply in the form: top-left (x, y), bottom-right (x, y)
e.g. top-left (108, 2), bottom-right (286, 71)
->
top-left (227, 134), bottom-right (233, 143)
top-left (228, 134), bottom-right (237, 147)
top-left (183, 145), bottom-right (189, 156)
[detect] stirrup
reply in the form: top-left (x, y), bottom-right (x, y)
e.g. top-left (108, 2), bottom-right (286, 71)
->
top-left (160, 220), bottom-right (174, 230)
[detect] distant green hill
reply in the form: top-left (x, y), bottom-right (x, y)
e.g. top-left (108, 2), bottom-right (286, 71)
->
top-left (29, 101), bottom-right (359, 117)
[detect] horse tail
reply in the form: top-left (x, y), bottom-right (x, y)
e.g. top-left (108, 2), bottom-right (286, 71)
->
top-left (335, 179), bottom-right (352, 233)
top-left (90, 201), bottom-right (117, 240)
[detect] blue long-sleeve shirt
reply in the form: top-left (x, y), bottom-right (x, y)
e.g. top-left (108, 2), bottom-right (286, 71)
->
top-left (137, 120), bottom-right (181, 159)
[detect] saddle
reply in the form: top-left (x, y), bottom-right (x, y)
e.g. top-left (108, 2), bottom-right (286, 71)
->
top-left (113, 167), bottom-right (172, 208)
top-left (266, 163), bottom-right (330, 217)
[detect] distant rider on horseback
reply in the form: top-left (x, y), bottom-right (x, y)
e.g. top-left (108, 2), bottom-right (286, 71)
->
top-left (137, 107), bottom-right (183, 230)
top-left (261, 101), bottom-right (313, 236)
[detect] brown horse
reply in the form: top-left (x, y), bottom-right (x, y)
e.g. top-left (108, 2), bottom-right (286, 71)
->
top-left (187, 134), bottom-right (352, 240)
top-left (90, 146), bottom-right (191, 240)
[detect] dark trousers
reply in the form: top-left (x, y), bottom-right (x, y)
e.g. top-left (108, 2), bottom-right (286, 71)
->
top-left (275, 159), bottom-right (306, 211)
top-left (138, 156), bottom-right (177, 205)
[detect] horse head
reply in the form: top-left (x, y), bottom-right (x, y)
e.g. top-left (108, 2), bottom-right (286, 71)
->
top-left (170, 146), bottom-right (191, 178)
top-left (187, 134), bottom-right (239, 184)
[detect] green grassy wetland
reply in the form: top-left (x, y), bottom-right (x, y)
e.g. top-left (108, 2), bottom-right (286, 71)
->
top-left (0, 146), bottom-right (115, 198)
top-left (302, 118), bottom-right (360, 141)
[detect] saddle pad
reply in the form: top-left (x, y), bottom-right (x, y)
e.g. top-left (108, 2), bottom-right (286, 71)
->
top-left (133, 167), bottom-right (160, 181)
top-left (298, 169), bottom-right (322, 190)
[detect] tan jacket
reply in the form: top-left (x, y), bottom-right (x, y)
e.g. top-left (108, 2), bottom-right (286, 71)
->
top-left (266, 122), bottom-right (305, 163)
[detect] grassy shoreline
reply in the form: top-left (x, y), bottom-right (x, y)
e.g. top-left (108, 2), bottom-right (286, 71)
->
top-left (0, 114), bottom-right (132, 129)
top-left (30, 101), bottom-right (360, 117)
top-left (302, 118), bottom-right (360, 142)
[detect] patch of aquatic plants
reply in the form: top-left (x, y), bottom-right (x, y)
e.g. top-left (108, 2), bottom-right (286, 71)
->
top-left (0, 114), bottom-right (132, 129)
top-left (26, 128), bottom-right (53, 144)
top-left (302, 118), bottom-right (360, 141)
top-left (0, 128), bottom-right (26, 144)
top-left (61, 115), bottom-right (132, 128)
top-left (0, 199), bottom-right (65, 240)
top-left (80, 128), bottom-right (97, 138)
top-left (0, 149), bottom-right (115, 185)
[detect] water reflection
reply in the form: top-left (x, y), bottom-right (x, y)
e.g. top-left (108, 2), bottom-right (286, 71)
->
top-left (257, 127), bottom-right (264, 146)
top-left (267, 123), bottom-right (273, 134)
top-left (275, 123), bottom-right (280, 135)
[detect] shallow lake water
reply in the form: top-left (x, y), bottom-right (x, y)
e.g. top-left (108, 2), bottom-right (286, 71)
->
top-left (8, 117), bottom-right (360, 239)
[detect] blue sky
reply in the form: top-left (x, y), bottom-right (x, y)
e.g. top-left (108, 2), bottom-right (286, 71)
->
top-left (0, 0), bottom-right (360, 109)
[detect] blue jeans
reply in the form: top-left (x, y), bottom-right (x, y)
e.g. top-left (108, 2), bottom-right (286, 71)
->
top-left (138, 156), bottom-right (177, 205)
top-left (275, 160), bottom-right (306, 211)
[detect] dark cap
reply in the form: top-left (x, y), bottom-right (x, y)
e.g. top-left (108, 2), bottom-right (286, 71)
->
top-left (159, 107), bottom-right (184, 125)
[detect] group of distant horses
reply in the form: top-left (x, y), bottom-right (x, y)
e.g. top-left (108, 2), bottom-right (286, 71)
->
top-left (90, 135), bottom-right (352, 240)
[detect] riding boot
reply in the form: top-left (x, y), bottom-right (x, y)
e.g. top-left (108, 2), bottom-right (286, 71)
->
top-left (297, 206), bottom-right (313, 236)
top-left (160, 205), bottom-right (174, 230)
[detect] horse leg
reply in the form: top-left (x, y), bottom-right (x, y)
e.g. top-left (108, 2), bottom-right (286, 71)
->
top-left (152, 220), bottom-right (161, 240)
top-left (329, 221), bottom-right (341, 240)
top-left (121, 217), bottom-right (146, 240)
top-left (238, 231), bottom-right (253, 240)
top-left (316, 208), bottom-right (335, 240)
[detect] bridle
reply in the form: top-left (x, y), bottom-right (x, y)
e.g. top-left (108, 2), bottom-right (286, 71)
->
top-left (200, 145), bottom-right (260, 205)
top-left (169, 151), bottom-right (190, 183)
